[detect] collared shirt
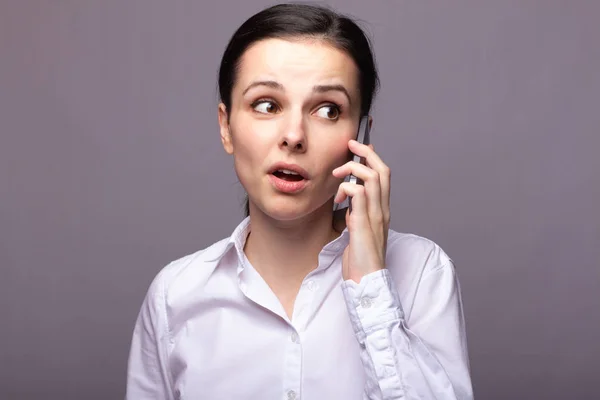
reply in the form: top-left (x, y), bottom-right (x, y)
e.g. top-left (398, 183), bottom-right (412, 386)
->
top-left (126, 217), bottom-right (473, 399)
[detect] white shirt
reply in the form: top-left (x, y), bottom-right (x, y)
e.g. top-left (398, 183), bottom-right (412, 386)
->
top-left (126, 217), bottom-right (473, 399)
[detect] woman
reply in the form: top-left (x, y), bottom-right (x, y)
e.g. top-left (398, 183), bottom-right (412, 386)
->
top-left (126, 3), bottom-right (473, 399)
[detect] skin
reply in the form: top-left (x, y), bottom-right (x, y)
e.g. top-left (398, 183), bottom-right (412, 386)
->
top-left (217, 38), bottom-right (391, 318)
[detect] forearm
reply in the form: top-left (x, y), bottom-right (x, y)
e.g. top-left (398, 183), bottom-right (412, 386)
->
top-left (342, 268), bottom-right (472, 399)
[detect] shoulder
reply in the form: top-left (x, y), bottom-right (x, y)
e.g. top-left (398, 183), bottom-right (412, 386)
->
top-left (144, 236), bottom-right (233, 305)
top-left (387, 229), bottom-right (453, 270)
top-left (384, 229), bottom-right (459, 316)
top-left (385, 229), bottom-right (455, 286)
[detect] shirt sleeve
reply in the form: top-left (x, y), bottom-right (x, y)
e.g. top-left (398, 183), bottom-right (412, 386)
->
top-left (125, 270), bottom-right (174, 400)
top-left (341, 263), bottom-right (473, 399)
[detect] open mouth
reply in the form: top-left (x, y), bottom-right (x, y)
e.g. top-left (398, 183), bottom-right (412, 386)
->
top-left (271, 169), bottom-right (305, 182)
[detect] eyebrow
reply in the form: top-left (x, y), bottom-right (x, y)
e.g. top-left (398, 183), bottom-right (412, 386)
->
top-left (242, 80), bottom-right (283, 95)
top-left (313, 84), bottom-right (352, 106)
top-left (242, 80), bottom-right (352, 105)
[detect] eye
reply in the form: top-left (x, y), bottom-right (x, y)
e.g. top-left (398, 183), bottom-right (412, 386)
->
top-left (252, 99), bottom-right (280, 114)
top-left (314, 104), bottom-right (341, 120)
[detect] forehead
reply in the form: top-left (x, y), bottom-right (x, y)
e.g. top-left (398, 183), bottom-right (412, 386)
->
top-left (235, 38), bottom-right (359, 92)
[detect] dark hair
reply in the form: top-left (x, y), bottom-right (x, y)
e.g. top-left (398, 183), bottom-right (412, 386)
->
top-left (217, 2), bottom-right (380, 217)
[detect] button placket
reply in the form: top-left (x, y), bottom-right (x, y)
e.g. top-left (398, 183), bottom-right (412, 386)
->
top-left (281, 277), bottom-right (322, 400)
top-left (293, 276), bottom-right (320, 327)
top-left (283, 322), bottom-right (302, 400)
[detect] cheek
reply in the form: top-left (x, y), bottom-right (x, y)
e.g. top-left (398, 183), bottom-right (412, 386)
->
top-left (230, 119), bottom-right (266, 160)
top-left (317, 140), bottom-right (352, 193)
top-left (325, 140), bottom-right (353, 169)
top-left (323, 122), bottom-right (357, 168)
top-left (229, 120), bottom-right (274, 187)
top-left (229, 127), bottom-right (260, 180)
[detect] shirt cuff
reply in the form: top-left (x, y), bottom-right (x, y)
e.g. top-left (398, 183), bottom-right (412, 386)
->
top-left (341, 269), bottom-right (405, 342)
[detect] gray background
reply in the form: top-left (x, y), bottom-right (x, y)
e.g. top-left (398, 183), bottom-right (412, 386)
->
top-left (1, 1), bottom-right (598, 399)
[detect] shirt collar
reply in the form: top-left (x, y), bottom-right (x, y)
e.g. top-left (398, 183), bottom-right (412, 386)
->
top-left (204, 216), bottom-right (350, 265)
top-left (322, 227), bottom-right (350, 254)
top-left (204, 216), bottom-right (251, 263)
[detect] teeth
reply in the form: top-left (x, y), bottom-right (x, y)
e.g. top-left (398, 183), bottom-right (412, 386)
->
top-left (279, 169), bottom-right (299, 175)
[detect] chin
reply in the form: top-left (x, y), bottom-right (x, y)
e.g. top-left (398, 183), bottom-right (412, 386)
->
top-left (257, 196), bottom-right (332, 222)
top-left (263, 202), bottom-right (308, 221)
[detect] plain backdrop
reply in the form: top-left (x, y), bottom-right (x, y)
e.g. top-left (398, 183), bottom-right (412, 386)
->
top-left (1, 1), bottom-right (599, 399)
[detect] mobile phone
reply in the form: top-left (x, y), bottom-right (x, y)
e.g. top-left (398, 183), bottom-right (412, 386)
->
top-left (333, 115), bottom-right (371, 213)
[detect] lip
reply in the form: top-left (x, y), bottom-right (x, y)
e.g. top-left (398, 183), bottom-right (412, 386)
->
top-left (268, 174), bottom-right (308, 194)
top-left (267, 162), bottom-right (310, 179)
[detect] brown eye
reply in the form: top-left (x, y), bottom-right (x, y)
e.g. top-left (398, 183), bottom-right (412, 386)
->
top-left (253, 100), bottom-right (279, 114)
top-left (315, 104), bottom-right (341, 120)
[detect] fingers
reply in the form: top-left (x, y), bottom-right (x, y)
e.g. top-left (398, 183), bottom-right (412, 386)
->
top-left (332, 160), bottom-right (383, 225)
top-left (348, 140), bottom-right (391, 221)
top-left (332, 140), bottom-right (391, 225)
top-left (333, 181), bottom-right (370, 227)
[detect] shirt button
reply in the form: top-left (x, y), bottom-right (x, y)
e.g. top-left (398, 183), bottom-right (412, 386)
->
top-left (290, 331), bottom-right (299, 343)
top-left (360, 297), bottom-right (372, 308)
top-left (287, 390), bottom-right (297, 400)
top-left (306, 280), bottom-right (317, 291)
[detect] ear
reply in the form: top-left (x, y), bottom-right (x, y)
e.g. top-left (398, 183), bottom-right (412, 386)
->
top-left (218, 103), bottom-right (234, 155)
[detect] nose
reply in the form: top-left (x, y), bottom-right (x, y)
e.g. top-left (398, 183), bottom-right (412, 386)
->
top-left (279, 113), bottom-right (307, 153)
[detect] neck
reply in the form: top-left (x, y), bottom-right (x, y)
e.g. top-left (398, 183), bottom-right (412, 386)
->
top-left (243, 200), bottom-right (344, 290)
